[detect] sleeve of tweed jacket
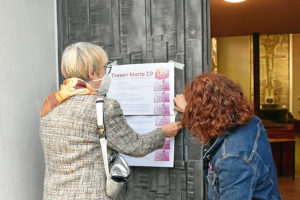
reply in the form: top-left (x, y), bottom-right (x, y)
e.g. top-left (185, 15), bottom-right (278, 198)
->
top-left (104, 99), bottom-right (165, 157)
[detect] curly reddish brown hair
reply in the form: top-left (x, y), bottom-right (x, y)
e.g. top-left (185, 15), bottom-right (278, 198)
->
top-left (182, 73), bottom-right (254, 143)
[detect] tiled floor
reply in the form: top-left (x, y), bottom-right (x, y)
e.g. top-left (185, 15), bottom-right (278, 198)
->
top-left (277, 132), bottom-right (300, 200)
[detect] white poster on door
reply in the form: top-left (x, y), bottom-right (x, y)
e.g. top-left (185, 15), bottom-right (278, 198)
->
top-left (107, 63), bottom-right (175, 116)
top-left (122, 116), bottom-right (175, 167)
top-left (107, 63), bottom-right (175, 167)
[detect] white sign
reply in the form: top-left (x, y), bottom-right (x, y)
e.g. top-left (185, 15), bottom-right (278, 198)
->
top-left (107, 63), bottom-right (175, 167)
top-left (107, 63), bottom-right (175, 116)
top-left (123, 116), bottom-right (175, 167)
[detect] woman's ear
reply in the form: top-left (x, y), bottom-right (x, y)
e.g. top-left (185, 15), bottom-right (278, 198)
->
top-left (88, 69), bottom-right (97, 81)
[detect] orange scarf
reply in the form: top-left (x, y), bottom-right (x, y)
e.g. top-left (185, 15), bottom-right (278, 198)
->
top-left (40, 78), bottom-right (98, 117)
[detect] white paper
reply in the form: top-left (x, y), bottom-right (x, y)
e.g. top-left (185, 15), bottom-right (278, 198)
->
top-left (107, 63), bottom-right (175, 116)
top-left (107, 63), bottom-right (176, 167)
top-left (122, 116), bottom-right (175, 167)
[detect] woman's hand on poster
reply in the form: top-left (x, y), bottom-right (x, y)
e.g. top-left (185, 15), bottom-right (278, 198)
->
top-left (161, 121), bottom-right (182, 137)
top-left (173, 94), bottom-right (187, 113)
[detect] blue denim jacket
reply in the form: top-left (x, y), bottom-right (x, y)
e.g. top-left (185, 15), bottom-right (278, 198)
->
top-left (203, 116), bottom-right (282, 200)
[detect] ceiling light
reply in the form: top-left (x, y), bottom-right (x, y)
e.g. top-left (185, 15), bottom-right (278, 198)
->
top-left (224, 0), bottom-right (246, 3)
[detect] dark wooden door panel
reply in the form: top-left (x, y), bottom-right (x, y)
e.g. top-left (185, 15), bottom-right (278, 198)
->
top-left (57, 1), bottom-right (210, 199)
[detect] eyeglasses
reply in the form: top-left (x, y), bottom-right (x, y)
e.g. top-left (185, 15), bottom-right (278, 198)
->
top-left (105, 63), bottom-right (112, 74)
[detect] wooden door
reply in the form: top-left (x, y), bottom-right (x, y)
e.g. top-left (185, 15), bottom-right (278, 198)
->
top-left (57, 0), bottom-right (210, 199)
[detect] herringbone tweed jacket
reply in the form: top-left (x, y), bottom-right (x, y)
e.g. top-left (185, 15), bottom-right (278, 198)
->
top-left (40, 95), bottom-right (165, 199)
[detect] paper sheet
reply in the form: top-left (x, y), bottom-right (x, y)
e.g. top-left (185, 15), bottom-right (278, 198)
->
top-left (107, 63), bottom-right (176, 167)
top-left (107, 63), bottom-right (175, 116)
top-left (122, 116), bottom-right (175, 167)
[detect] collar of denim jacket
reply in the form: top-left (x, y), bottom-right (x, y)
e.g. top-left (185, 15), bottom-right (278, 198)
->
top-left (203, 132), bottom-right (229, 162)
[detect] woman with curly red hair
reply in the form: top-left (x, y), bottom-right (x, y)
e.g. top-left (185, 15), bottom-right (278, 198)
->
top-left (174, 73), bottom-right (281, 200)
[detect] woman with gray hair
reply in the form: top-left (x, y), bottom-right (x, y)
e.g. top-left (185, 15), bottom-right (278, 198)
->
top-left (40, 42), bottom-right (182, 199)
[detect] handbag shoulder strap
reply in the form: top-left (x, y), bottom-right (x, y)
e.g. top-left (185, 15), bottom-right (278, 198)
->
top-left (100, 138), bottom-right (111, 179)
top-left (96, 96), bottom-right (106, 137)
top-left (96, 97), bottom-right (111, 179)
